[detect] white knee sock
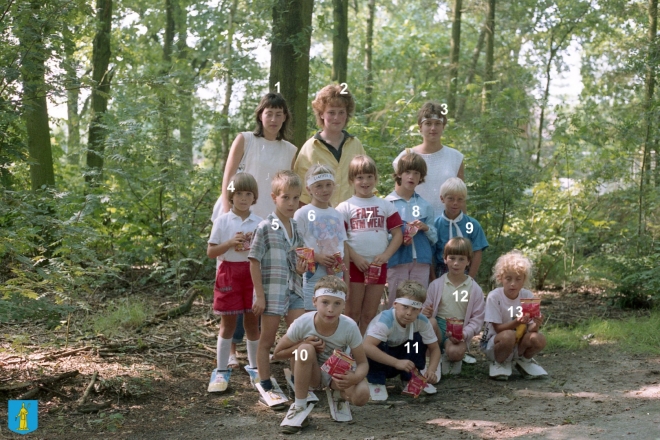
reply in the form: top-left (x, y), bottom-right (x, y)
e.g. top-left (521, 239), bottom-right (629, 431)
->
top-left (246, 339), bottom-right (259, 369)
top-left (217, 337), bottom-right (232, 370)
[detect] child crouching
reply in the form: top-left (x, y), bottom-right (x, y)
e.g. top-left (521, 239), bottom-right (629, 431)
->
top-left (273, 276), bottom-right (369, 434)
top-left (481, 250), bottom-right (547, 380)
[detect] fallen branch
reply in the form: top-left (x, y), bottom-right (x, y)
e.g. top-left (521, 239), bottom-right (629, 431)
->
top-left (30, 347), bottom-right (92, 361)
top-left (138, 286), bottom-right (210, 332)
top-left (77, 371), bottom-right (98, 406)
top-left (17, 388), bottom-right (40, 400)
top-left (78, 400), bottom-right (112, 414)
top-left (0, 370), bottom-right (79, 392)
top-left (172, 351), bottom-right (215, 360)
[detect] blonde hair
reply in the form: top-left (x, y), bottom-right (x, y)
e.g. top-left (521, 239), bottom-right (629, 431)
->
top-left (271, 170), bottom-right (302, 196)
top-left (417, 101), bottom-right (448, 126)
top-left (227, 172), bottom-right (258, 205)
top-left (396, 280), bottom-right (427, 302)
top-left (393, 151), bottom-right (427, 185)
top-left (314, 275), bottom-right (347, 294)
top-left (443, 237), bottom-right (473, 262)
top-left (492, 250), bottom-right (534, 288)
top-left (440, 177), bottom-right (467, 198)
top-left (312, 84), bottom-right (355, 128)
top-left (348, 155), bottom-right (378, 183)
top-left (305, 163), bottom-right (336, 183)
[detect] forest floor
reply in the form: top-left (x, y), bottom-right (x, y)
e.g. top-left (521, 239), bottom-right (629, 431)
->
top-left (1, 286), bottom-right (659, 440)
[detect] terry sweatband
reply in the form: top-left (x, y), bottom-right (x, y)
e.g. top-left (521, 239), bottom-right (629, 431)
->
top-left (420, 114), bottom-right (444, 124)
top-left (394, 297), bottom-right (423, 309)
top-left (307, 173), bottom-right (335, 186)
top-left (314, 288), bottom-right (346, 300)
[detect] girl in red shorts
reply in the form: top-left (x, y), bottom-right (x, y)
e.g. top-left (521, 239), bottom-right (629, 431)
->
top-left (207, 172), bottom-right (262, 392)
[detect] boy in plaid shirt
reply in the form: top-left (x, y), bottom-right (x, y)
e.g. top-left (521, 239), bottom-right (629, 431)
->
top-left (249, 170), bottom-right (307, 408)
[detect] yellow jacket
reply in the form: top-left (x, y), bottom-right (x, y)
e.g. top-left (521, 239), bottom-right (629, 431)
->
top-left (294, 133), bottom-right (366, 206)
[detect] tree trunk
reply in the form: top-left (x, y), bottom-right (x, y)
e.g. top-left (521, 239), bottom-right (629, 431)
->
top-left (19, 1), bottom-right (55, 190)
top-left (481, 0), bottom-right (496, 114)
top-left (175, 0), bottom-right (193, 166)
top-left (332, 0), bottom-right (349, 84)
top-left (364, 0), bottom-right (375, 113)
top-left (63, 25), bottom-right (80, 166)
top-left (447, 0), bottom-right (462, 120)
top-left (638, 0), bottom-right (658, 236)
top-left (86, 0), bottom-right (113, 185)
top-left (455, 21), bottom-right (485, 121)
top-left (220, 0), bottom-right (238, 168)
top-left (535, 32), bottom-right (554, 167)
top-left (270, 0), bottom-right (314, 147)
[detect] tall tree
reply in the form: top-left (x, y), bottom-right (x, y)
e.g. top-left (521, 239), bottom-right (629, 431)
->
top-left (332, 0), bottom-right (349, 84)
top-left (270, 0), bottom-right (314, 147)
top-left (63, 25), bottom-right (81, 165)
top-left (456, 21), bottom-right (485, 121)
top-left (364, 0), bottom-right (375, 112)
top-left (639, 0), bottom-right (658, 235)
top-left (447, 0), bottom-right (462, 119)
top-left (220, 0), bottom-right (238, 167)
top-left (18, 1), bottom-right (55, 190)
top-left (175, 0), bottom-right (193, 166)
top-left (86, 0), bottom-right (113, 184)
top-left (481, 0), bottom-right (496, 113)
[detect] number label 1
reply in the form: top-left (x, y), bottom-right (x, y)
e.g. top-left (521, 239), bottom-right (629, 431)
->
top-left (227, 181), bottom-right (235, 192)
top-left (307, 210), bottom-right (316, 221)
top-left (340, 82), bottom-right (348, 94)
top-left (452, 290), bottom-right (468, 302)
top-left (271, 218), bottom-right (280, 230)
top-left (508, 306), bottom-right (523, 318)
top-left (404, 341), bottom-right (418, 353)
top-left (466, 222), bottom-right (473, 234)
top-left (293, 348), bottom-right (308, 361)
top-left (274, 81), bottom-right (280, 93)
top-left (412, 205), bottom-right (420, 218)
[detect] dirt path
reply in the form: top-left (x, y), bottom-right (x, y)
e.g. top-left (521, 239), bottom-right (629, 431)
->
top-left (1, 290), bottom-right (659, 439)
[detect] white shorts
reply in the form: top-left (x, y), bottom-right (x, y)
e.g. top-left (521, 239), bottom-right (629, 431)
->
top-left (483, 336), bottom-right (519, 362)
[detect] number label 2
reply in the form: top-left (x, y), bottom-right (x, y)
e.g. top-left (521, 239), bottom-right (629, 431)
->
top-left (340, 83), bottom-right (348, 94)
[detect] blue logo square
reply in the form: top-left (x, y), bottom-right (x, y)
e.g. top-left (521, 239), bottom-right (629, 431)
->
top-left (8, 400), bottom-right (38, 435)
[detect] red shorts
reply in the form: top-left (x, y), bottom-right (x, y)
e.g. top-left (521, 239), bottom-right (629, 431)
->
top-left (213, 261), bottom-right (253, 315)
top-left (349, 262), bottom-right (388, 285)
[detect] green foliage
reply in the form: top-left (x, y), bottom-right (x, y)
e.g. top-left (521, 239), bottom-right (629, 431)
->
top-left (93, 299), bottom-right (152, 336)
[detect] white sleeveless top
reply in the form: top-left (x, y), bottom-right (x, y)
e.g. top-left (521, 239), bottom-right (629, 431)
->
top-left (212, 132), bottom-right (297, 221)
top-left (393, 145), bottom-right (463, 218)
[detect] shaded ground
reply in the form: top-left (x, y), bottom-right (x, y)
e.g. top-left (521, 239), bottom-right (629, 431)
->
top-left (1, 286), bottom-right (659, 439)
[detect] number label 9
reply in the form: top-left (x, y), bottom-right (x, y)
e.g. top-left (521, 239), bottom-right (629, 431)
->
top-left (508, 306), bottom-right (523, 318)
top-left (466, 222), bottom-right (473, 234)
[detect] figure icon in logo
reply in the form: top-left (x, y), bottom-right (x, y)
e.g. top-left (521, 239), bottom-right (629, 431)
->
top-left (16, 402), bottom-right (29, 431)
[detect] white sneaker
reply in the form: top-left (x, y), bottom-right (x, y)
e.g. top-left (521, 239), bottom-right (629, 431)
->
top-left (463, 353), bottom-right (476, 364)
top-left (448, 360), bottom-right (462, 375)
top-left (489, 360), bottom-right (512, 380)
top-left (515, 357), bottom-right (548, 378)
top-left (441, 353), bottom-right (451, 375)
top-left (368, 382), bottom-right (388, 401)
top-left (423, 382), bottom-right (437, 394)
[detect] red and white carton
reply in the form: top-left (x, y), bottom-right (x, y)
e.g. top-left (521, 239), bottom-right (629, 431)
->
top-left (364, 263), bottom-right (382, 285)
top-left (446, 317), bottom-right (464, 341)
top-left (326, 252), bottom-right (347, 274)
top-left (401, 368), bottom-right (427, 398)
top-left (295, 247), bottom-right (316, 273)
top-left (321, 349), bottom-right (356, 377)
top-left (403, 224), bottom-right (419, 245)
top-left (521, 298), bottom-right (541, 319)
top-left (234, 231), bottom-right (253, 252)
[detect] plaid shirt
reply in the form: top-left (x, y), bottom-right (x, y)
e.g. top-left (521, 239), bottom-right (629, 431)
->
top-left (248, 213), bottom-right (304, 313)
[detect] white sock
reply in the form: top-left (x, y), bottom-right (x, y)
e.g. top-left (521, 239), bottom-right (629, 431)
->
top-left (295, 398), bottom-right (307, 410)
top-left (246, 339), bottom-right (259, 369)
top-left (217, 337), bottom-right (232, 370)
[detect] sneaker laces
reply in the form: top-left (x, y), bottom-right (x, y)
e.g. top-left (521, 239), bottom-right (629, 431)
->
top-left (286, 405), bottom-right (305, 420)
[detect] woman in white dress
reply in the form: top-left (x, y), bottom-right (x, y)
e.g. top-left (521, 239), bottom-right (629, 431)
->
top-left (392, 101), bottom-right (464, 218)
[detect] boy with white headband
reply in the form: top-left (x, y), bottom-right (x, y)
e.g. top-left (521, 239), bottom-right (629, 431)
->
top-left (433, 177), bottom-right (488, 278)
top-left (273, 276), bottom-right (369, 434)
top-left (364, 280), bottom-right (441, 399)
top-left (294, 164), bottom-right (350, 311)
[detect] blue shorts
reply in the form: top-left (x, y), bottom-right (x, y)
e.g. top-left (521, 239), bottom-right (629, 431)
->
top-left (263, 289), bottom-right (304, 316)
top-left (435, 317), bottom-right (450, 352)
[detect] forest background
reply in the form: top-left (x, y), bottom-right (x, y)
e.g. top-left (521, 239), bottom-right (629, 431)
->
top-left (1, 0), bottom-right (659, 328)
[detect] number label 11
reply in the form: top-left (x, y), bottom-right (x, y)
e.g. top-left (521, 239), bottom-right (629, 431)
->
top-left (404, 341), bottom-right (418, 353)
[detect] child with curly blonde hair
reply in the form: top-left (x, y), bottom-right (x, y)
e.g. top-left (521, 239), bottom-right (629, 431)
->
top-left (481, 250), bottom-right (547, 380)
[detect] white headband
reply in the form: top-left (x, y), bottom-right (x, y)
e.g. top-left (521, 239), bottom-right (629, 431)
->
top-left (420, 114), bottom-right (444, 124)
top-left (394, 297), bottom-right (423, 309)
top-left (307, 173), bottom-right (335, 186)
top-left (314, 288), bottom-right (346, 300)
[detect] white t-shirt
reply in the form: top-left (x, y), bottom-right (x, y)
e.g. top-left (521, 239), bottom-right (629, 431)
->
top-left (286, 312), bottom-right (363, 365)
top-left (211, 132), bottom-right (297, 221)
top-left (293, 205), bottom-right (347, 258)
top-left (208, 210), bottom-right (263, 262)
top-left (393, 146), bottom-right (464, 218)
top-left (336, 196), bottom-right (403, 263)
top-left (366, 309), bottom-right (438, 347)
top-left (483, 287), bottom-right (535, 343)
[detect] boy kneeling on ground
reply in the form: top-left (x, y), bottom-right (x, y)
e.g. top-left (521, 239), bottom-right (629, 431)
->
top-left (273, 276), bottom-right (369, 434)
